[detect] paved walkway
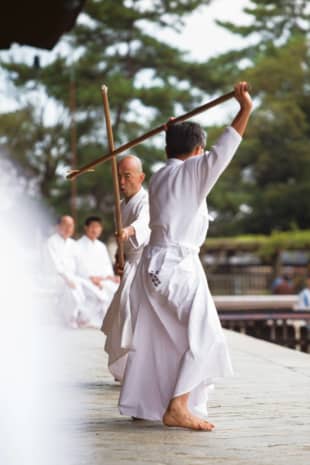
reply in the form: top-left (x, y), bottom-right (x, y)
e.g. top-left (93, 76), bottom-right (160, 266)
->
top-left (63, 327), bottom-right (310, 465)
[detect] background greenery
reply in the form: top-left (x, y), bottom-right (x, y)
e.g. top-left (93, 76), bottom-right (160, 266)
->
top-left (0, 0), bottom-right (309, 238)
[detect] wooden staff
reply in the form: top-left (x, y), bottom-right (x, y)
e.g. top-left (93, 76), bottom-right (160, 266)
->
top-left (101, 85), bottom-right (125, 271)
top-left (67, 89), bottom-right (235, 180)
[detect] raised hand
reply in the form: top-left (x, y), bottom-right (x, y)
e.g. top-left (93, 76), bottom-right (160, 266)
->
top-left (234, 81), bottom-right (253, 111)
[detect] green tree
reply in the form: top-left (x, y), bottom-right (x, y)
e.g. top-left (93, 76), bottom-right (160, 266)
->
top-left (1, 0), bottom-right (214, 232)
top-left (0, 105), bottom-right (71, 209)
top-left (205, 0), bottom-right (310, 235)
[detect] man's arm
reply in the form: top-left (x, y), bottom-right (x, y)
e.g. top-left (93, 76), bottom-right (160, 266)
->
top-left (93, 243), bottom-right (120, 284)
top-left (231, 81), bottom-right (253, 136)
top-left (184, 81), bottom-right (253, 201)
top-left (118, 226), bottom-right (135, 241)
top-left (118, 198), bottom-right (150, 248)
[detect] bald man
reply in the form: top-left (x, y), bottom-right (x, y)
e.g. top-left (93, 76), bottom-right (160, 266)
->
top-left (102, 155), bottom-right (150, 381)
top-left (46, 215), bottom-right (86, 328)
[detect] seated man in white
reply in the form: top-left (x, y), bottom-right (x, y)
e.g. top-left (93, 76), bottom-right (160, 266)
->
top-left (46, 215), bottom-right (86, 328)
top-left (76, 216), bottom-right (120, 328)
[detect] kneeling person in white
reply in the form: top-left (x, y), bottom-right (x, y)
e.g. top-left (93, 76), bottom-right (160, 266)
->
top-left (46, 215), bottom-right (86, 328)
top-left (102, 155), bottom-right (150, 382)
top-left (119, 82), bottom-right (253, 430)
top-left (77, 216), bottom-right (119, 328)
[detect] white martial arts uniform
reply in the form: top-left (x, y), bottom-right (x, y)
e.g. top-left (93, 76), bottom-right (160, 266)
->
top-left (76, 235), bottom-right (119, 328)
top-left (46, 232), bottom-right (86, 325)
top-left (119, 126), bottom-right (242, 421)
top-left (102, 186), bottom-right (150, 381)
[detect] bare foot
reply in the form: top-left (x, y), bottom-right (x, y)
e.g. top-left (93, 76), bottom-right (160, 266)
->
top-left (163, 407), bottom-right (214, 431)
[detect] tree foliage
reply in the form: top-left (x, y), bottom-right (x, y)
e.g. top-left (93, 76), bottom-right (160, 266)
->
top-left (1, 0), bottom-right (309, 237)
top-left (1, 0), bottom-right (214, 231)
top-left (205, 0), bottom-right (310, 235)
top-left (204, 229), bottom-right (310, 260)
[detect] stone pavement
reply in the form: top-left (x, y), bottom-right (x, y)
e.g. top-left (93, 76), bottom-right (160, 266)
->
top-left (63, 327), bottom-right (310, 465)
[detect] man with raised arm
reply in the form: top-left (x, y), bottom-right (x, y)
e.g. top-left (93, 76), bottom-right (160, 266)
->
top-left (102, 155), bottom-right (150, 382)
top-left (119, 82), bottom-right (253, 430)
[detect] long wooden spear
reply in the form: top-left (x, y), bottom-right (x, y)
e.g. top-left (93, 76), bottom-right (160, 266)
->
top-left (101, 85), bottom-right (125, 271)
top-left (67, 89), bottom-right (236, 180)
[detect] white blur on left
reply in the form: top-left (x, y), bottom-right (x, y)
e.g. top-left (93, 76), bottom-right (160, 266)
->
top-left (0, 156), bottom-right (84, 465)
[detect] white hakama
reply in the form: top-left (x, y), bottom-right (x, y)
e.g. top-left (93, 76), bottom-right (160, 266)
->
top-left (76, 235), bottom-right (119, 328)
top-left (46, 233), bottom-right (86, 325)
top-left (119, 127), bottom-right (242, 420)
top-left (102, 187), bottom-right (150, 381)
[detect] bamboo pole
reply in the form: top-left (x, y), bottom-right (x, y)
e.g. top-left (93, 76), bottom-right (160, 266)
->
top-left (101, 85), bottom-right (125, 271)
top-left (67, 89), bottom-right (236, 180)
top-left (69, 72), bottom-right (78, 224)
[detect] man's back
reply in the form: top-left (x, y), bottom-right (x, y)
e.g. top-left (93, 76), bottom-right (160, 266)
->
top-left (149, 127), bottom-right (241, 248)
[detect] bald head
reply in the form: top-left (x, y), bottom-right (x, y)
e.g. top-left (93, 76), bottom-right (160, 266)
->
top-left (118, 155), bottom-right (143, 173)
top-left (118, 155), bottom-right (145, 200)
top-left (57, 215), bottom-right (75, 239)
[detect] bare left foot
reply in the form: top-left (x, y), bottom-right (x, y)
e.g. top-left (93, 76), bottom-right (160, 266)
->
top-left (163, 406), bottom-right (214, 431)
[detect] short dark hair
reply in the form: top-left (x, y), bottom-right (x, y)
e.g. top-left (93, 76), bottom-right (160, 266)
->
top-left (84, 216), bottom-right (102, 226)
top-left (165, 122), bottom-right (206, 158)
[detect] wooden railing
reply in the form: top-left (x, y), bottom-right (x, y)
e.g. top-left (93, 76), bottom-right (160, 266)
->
top-left (215, 295), bottom-right (310, 353)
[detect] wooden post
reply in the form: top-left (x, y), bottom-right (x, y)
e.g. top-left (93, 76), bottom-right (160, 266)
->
top-left (101, 85), bottom-right (125, 271)
top-left (69, 69), bottom-right (78, 225)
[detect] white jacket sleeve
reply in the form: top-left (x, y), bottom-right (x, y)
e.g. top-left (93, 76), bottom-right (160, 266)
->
top-left (183, 126), bottom-right (242, 203)
top-left (128, 198), bottom-right (150, 249)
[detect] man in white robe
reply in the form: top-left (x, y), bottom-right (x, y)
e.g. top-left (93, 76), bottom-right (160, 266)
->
top-left (297, 275), bottom-right (310, 308)
top-left (119, 82), bottom-right (253, 430)
top-left (102, 155), bottom-right (150, 382)
top-left (46, 215), bottom-right (86, 328)
top-left (76, 216), bottom-right (119, 328)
